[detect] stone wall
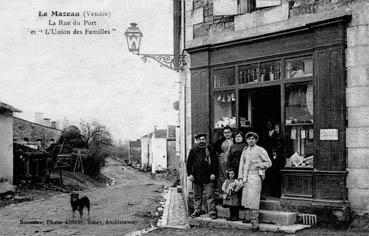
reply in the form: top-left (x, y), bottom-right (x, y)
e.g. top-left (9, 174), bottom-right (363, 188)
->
top-left (345, 1), bottom-right (369, 214)
top-left (13, 117), bottom-right (62, 147)
top-left (185, 0), bottom-right (354, 42)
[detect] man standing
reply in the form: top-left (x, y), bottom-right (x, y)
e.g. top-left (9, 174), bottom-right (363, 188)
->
top-left (187, 133), bottom-right (219, 219)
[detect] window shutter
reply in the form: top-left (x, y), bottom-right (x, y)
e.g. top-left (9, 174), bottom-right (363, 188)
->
top-left (213, 0), bottom-right (238, 16)
top-left (256, 0), bottom-right (281, 8)
top-left (191, 69), bottom-right (209, 142)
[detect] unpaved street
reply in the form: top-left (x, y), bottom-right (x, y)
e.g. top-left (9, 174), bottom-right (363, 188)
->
top-left (0, 158), bottom-right (169, 236)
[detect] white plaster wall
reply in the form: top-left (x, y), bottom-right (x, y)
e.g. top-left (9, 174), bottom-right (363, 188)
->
top-left (346, 0), bottom-right (369, 214)
top-left (0, 113), bottom-right (14, 185)
top-left (151, 138), bottom-right (167, 173)
top-left (140, 136), bottom-right (149, 168)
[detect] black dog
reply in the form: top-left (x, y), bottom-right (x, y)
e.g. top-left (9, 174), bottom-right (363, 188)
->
top-left (70, 193), bottom-right (90, 219)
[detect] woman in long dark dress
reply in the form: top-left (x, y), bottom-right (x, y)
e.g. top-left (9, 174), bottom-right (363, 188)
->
top-left (228, 131), bottom-right (247, 178)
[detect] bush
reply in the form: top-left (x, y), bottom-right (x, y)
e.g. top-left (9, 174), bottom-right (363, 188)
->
top-left (84, 155), bottom-right (104, 177)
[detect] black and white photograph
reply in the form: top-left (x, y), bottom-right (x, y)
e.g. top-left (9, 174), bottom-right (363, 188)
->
top-left (0, 0), bottom-right (368, 235)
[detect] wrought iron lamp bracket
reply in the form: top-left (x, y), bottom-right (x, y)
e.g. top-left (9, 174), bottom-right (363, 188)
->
top-left (134, 53), bottom-right (186, 72)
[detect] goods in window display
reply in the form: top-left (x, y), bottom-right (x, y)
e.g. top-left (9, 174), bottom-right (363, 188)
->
top-left (286, 58), bottom-right (313, 79)
top-left (290, 152), bottom-right (303, 167)
top-left (215, 117), bottom-right (236, 128)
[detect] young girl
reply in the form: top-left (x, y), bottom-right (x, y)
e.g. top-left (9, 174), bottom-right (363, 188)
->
top-left (222, 168), bottom-right (242, 221)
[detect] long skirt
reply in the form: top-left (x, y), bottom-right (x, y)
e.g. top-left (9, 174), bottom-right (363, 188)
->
top-left (241, 173), bottom-right (262, 209)
top-left (217, 153), bottom-right (228, 190)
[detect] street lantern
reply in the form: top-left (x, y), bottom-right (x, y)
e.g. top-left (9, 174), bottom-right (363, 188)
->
top-left (124, 23), bottom-right (185, 72)
top-left (124, 23), bottom-right (143, 55)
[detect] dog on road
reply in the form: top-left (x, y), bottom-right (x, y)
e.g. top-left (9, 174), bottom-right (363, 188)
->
top-left (70, 192), bottom-right (90, 219)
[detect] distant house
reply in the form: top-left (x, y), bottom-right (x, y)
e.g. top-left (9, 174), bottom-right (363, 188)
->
top-left (139, 126), bottom-right (178, 173)
top-left (129, 139), bottom-right (141, 168)
top-left (140, 135), bottom-right (149, 170)
top-left (151, 128), bottom-right (168, 173)
top-left (0, 102), bottom-right (21, 192)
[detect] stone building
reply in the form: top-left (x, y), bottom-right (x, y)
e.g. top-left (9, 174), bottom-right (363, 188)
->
top-left (13, 117), bottom-right (62, 150)
top-left (0, 102), bottom-right (20, 192)
top-left (176, 0), bottom-right (369, 221)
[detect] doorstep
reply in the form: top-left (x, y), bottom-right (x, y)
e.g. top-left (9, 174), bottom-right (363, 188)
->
top-left (217, 205), bottom-right (297, 225)
top-left (189, 216), bottom-right (311, 234)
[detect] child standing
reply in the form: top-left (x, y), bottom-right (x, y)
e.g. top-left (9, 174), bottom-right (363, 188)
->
top-left (222, 168), bottom-right (242, 221)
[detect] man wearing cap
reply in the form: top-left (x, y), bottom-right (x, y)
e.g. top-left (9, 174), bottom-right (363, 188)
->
top-left (238, 132), bottom-right (272, 230)
top-left (187, 133), bottom-right (219, 219)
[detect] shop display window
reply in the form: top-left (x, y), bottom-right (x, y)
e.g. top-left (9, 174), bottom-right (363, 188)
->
top-left (284, 81), bottom-right (314, 168)
top-left (284, 125), bottom-right (314, 168)
top-left (239, 64), bottom-right (258, 84)
top-left (260, 60), bottom-right (281, 82)
top-left (214, 91), bottom-right (236, 128)
top-left (285, 56), bottom-right (313, 79)
top-left (213, 67), bottom-right (235, 88)
top-left (285, 82), bottom-right (313, 124)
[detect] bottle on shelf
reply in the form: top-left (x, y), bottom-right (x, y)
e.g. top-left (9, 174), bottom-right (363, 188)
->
top-left (269, 65), bottom-right (274, 81)
top-left (260, 67), bottom-right (265, 82)
top-left (275, 64), bottom-right (280, 80)
top-left (286, 63), bottom-right (292, 79)
top-left (252, 68), bottom-right (257, 82)
top-left (246, 69), bottom-right (250, 83)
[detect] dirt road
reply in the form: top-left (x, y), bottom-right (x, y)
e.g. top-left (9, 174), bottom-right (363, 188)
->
top-left (0, 158), bottom-right (169, 236)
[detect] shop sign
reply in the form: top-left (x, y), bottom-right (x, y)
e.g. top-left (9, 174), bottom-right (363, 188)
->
top-left (319, 129), bottom-right (338, 140)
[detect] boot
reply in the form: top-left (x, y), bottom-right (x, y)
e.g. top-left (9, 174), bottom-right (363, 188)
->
top-left (242, 208), bottom-right (251, 223)
top-left (251, 209), bottom-right (259, 230)
top-left (230, 207), bottom-right (239, 221)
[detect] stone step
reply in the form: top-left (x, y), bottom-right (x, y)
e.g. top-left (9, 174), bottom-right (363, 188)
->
top-left (189, 216), bottom-right (310, 234)
top-left (260, 200), bottom-right (281, 210)
top-left (216, 205), bottom-right (297, 225)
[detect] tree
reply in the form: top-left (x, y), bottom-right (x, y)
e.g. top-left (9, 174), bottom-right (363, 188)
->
top-left (79, 120), bottom-right (113, 149)
top-left (79, 120), bottom-right (113, 176)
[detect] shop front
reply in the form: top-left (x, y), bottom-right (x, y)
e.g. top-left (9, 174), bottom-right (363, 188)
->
top-left (187, 16), bottom-right (350, 211)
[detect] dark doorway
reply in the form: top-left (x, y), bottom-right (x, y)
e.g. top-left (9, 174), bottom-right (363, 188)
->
top-left (239, 85), bottom-right (282, 198)
top-left (239, 85), bottom-right (281, 136)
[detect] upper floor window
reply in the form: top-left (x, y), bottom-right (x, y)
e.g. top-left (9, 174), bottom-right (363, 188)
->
top-left (213, 67), bottom-right (235, 88)
top-left (213, 0), bottom-right (282, 15)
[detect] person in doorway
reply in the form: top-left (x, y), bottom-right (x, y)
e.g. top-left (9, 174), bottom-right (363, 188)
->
top-left (222, 168), bottom-right (242, 221)
top-left (238, 132), bottom-right (272, 230)
top-left (261, 120), bottom-right (278, 197)
top-left (215, 126), bottom-right (233, 192)
top-left (187, 133), bottom-right (219, 219)
top-left (268, 123), bottom-right (284, 197)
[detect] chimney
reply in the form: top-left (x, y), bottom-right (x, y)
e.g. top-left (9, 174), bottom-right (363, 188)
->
top-left (43, 118), bottom-right (51, 127)
top-left (35, 112), bottom-right (43, 124)
top-left (51, 121), bottom-right (57, 129)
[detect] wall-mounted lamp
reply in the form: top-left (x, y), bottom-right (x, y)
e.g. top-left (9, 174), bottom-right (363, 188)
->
top-left (125, 23), bottom-right (185, 72)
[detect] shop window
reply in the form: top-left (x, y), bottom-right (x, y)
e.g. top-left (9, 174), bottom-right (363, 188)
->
top-left (260, 60), bottom-right (281, 82)
top-left (285, 82), bottom-right (313, 124)
top-left (214, 91), bottom-right (236, 128)
top-left (284, 81), bottom-right (314, 168)
top-left (285, 56), bottom-right (313, 79)
top-left (239, 64), bottom-right (258, 84)
top-left (285, 125), bottom-right (314, 168)
top-left (213, 67), bottom-right (235, 88)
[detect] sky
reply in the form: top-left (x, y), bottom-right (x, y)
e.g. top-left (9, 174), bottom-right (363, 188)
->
top-left (0, 0), bottom-right (178, 141)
